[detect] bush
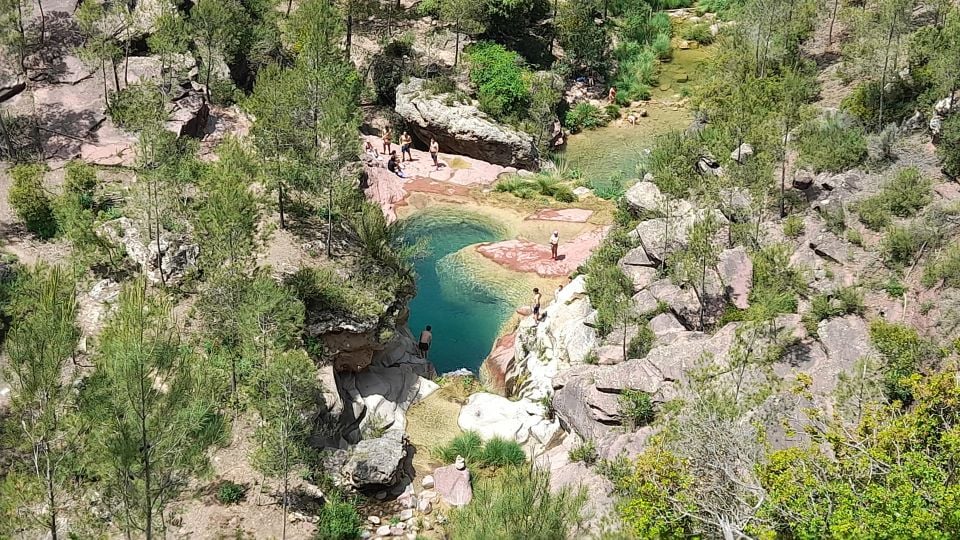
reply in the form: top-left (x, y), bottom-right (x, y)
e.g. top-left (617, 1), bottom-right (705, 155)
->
top-left (796, 113), bottom-right (868, 173)
top-left (628, 324), bottom-right (655, 359)
top-left (651, 33), bottom-right (672, 61)
top-left (939, 115), bottom-right (960, 178)
top-left (643, 131), bottom-right (702, 198)
top-left (371, 40), bottom-right (415, 105)
top-left (870, 319), bottom-right (941, 404)
top-left (9, 163), bottom-right (56, 239)
top-left (215, 480), bottom-right (246, 504)
top-left (619, 390), bottom-right (654, 428)
top-left (681, 23), bottom-right (714, 44)
top-left (564, 102), bottom-right (608, 133)
top-left (568, 440), bottom-right (598, 465)
top-left (855, 196), bottom-right (892, 231)
top-left (802, 287), bottom-right (865, 334)
top-left (882, 223), bottom-right (935, 268)
top-left (923, 243), bottom-right (960, 288)
top-left (783, 215), bottom-right (805, 238)
top-left (481, 437), bottom-right (527, 468)
top-left (466, 42), bottom-right (531, 122)
top-left (552, 184), bottom-right (577, 203)
top-left (446, 466), bottom-right (586, 540)
top-left (855, 167), bottom-right (931, 232)
top-left (433, 431), bottom-right (484, 465)
top-left (842, 79), bottom-right (919, 129)
top-left (494, 176), bottom-right (578, 202)
top-left (315, 493), bottom-right (363, 540)
top-left (612, 43), bottom-right (658, 103)
top-left (604, 103), bottom-right (622, 119)
top-left (107, 83), bottom-right (166, 131)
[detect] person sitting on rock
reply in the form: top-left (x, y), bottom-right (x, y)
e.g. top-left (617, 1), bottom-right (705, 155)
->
top-left (387, 152), bottom-right (408, 178)
top-left (364, 140), bottom-right (379, 159)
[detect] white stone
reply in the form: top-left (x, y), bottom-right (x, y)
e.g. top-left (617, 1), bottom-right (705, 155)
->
top-left (421, 475), bottom-right (434, 489)
top-left (368, 516), bottom-right (381, 525)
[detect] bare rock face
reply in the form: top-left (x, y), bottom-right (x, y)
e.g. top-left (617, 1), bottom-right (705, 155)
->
top-left (97, 218), bottom-right (198, 285)
top-left (343, 431), bottom-right (409, 489)
top-left (718, 247), bottom-right (753, 309)
top-left (458, 392), bottom-right (561, 453)
top-left (0, 67), bottom-right (25, 102)
top-left (395, 78), bottom-right (539, 169)
top-left (165, 90), bottom-right (209, 139)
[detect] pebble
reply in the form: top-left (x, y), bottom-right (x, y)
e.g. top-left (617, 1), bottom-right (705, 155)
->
top-left (417, 499), bottom-right (433, 514)
top-left (399, 509), bottom-right (414, 521)
top-left (375, 525), bottom-right (391, 536)
top-left (421, 475), bottom-right (435, 489)
top-left (368, 516), bottom-right (381, 525)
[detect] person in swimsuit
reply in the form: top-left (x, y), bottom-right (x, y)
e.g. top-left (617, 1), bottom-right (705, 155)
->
top-left (387, 152), bottom-right (407, 178)
top-left (532, 288), bottom-right (542, 324)
top-left (429, 138), bottom-right (440, 170)
top-left (608, 86), bottom-right (617, 103)
top-left (549, 230), bottom-right (559, 260)
top-left (382, 127), bottom-right (392, 155)
top-left (400, 131), bottom-right (413, 162)
top-left (418, 325), bottom-right (433, 359)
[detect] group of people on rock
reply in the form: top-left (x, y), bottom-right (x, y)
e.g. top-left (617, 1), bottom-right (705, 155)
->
top-left (366, 126), bottom-right (441, 179)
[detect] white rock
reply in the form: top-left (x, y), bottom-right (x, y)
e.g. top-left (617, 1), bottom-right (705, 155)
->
top-left (368, 516), bottom-right (381, 525)
top-left (375, 525), bottom-right (391, 536)
top-left (399, 509), bottom-right (414, 520)
top-left (421, 475), bottom-right (435, 489)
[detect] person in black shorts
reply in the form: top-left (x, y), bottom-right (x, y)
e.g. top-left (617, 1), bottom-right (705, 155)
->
top-left (418, 325), bottom-right (433, 359)
top-left (532, 288), bottom-right (542, 324)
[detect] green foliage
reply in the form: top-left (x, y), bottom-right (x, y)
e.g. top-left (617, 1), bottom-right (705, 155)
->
top-left (882, 222), bottom-right (935, 268)
top-left (584, 229), bottom-right (634, 335)
top-left (842, 79), bottom-right (919, 130)
top-left (651, 33), bottom-right (672, 61)
top-left (612, 43), bottom-right (658, 103)
top-left (643, 131), bottom-right (702, 198)
top-left (286, 265), bottom-right (390, 322)
top-left (564, 102), bottom-right (608, 133)
top-left (315, 493), bottom-right (363, 540)
top-left (494, 175), bottom-right (578, 203)
top-left (628, 323), bottom-right (655, 359)
top-left (107, 83), bottom-right (166, 131)
top-left (881, 276), bottom-right (906, 298)
top-left (9, 163), bottom-right (56, 239)
top-left (681, 23), bottom-right (713, 45)
top-left (216, 481), bottom-right (247, 504)
top-left (870, 319), bottom-right (941, 405)
top-left (940, 114), bottom-right (960, 178)
top-left (748, 243), bottom-right (806, 317)
top-left (796, 113), bottom-right (868, 173)
top-left (923, 242), bottom-right (960, 288)
top-left (783, 215), bottom-right (805, 238)
top-left (446, 466), bottom-right (586, 540)
top-left (433, 432), bottom-right (525, 469)
top-left (466, 42), bottom-right (530, 121)
top-left (615, 449), bottom-right (693, 539)
top-left (856, 167), bottom-right (932, 231)
top-left (556, 0), bottom-right (611, 74)
top-left (619, 390), bottom-right (655, 428)
top-left (371, 40), bottom-right (414, 105)
top-left (480, 437), bottom-right (527, 468)
top-left (845, 227), bottom-right (864, 246)
top-left (568, 440), bottom-right (598, 465)
top-left (802, 287), bottom-right (865, 335)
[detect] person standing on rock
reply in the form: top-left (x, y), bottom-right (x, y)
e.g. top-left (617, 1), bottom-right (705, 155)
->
top-left (418, 325), bottom-right (433, 359)
top-left (608, 86), bottom-right (617, 104)
top-left (429, 138), bottom-right (440, 170)
top-left (400, 131), bottom-right (413, 162)
top-left (382, 127), bottom-right (392, 155)
top-left (549, 230), bottom-right (559, 260)
top-left (532, 288), bottom-right (542, 324)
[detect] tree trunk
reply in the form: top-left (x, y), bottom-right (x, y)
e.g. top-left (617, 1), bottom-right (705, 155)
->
top-left (346, 13), bottom-right (353, 60)
top-left (0, 114), bottom-right (15, 159)
top-left (44, 441), bottom-right (58, 540)
top-left (36, 0), bottom-right (46, 44)
top-left (828, 0), bottom-right (840, 44)
top-left (286, 0), bottom-right (292, 16)
top-left (878, 12), bottom-right (898, 130)
top-left (326, 182), bottom-right (333, 258)
top-left (139, 374), bottom-right (153, 539)
top-left (111, 57), bottom-right (121, 94)
top-left (278, 182), bottom-right (286, 229)
top-left (454, 28), bottom-right (461, 67)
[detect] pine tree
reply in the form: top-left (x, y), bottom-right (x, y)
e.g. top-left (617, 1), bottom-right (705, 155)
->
top-left (190, 0), bottom-right (248, 101)
top-left (672, 211), bottom-right (721, 331)
top-left (441, 0), bottom-right (485, 66)
top-left (251, 349), bottom-right (320, 539)
top-left (3, 265), bottom-right (80, 540)
top-left (81, 278), bottom-right (223, 539)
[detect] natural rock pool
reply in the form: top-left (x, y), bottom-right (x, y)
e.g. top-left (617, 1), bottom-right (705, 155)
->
top-left (403, 210), bottom-right (516, 375)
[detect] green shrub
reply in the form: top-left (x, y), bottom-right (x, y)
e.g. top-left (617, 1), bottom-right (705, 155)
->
top-left (564, 102), bottom-right (608, 133)
top-left (480, 437), bottom-right (526, 468)
top-left (882, 276), bottom-right (906, 298)
top-left (870, 319), bottom-right (941, 405)
top-left (612, 43), bottom-right (657, 103)
top-left (643, 131), bottom-right (702, 198)
top-left (628, 324), bottom-right (655, 359)
top-left (107, 83), bottom-right (166, 131)
top-left (215, 481), bottom-right (246, 504)
top-left (845, 228), bottom-right (863, 246)
top-left (796, 113), bottom-right (868, 173)
top-left (802, 287), bottom-right (865, 334)
top-left (552, 184), bottom-right (577, 203)
top-left (447, 466), bottom-right (586, 540)
top-left (882, 223), bottom-right (934, 268)
top-left (568, 440), bottom-right (598, 465)
top-left (681, 23), bottom-right (714, 44)
top-left (371, 41), bottom-right (415, 105)
top-left (285, 266), bottom-right (389, 321)
top-left (783, 215), bottom-right (805, 238)
top-left (466, 42), bottom-right (530, 122)
top-left (855, 196), bottom-right (892, 231)
top-left (841, 79), bottom-right (919, 129)
top-left (315, 493), bottom-right (363, 540)
top-left (619, 390), bottom-right (655, 428)
top-left (939, 114), bottom-right (960, 178)
top-left (885, 168), bottom-right (932, 217)
top-left (495, 176), bottom-right (577, 202)
top-left (651, 33), bottom-right (672, 61)
top-left (9, 163), bottom-right (56, 239)
top-left (433, 431), bottom-right (484, 465)
top-left (923, 243), bottom-right (960, 288)
top-left (604, 103), bottom-right (622, 119)
top-left (64, 160), bottom-right (98, 197)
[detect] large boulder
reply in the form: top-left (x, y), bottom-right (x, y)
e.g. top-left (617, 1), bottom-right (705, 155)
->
top-left (165, 90), bottom-right (209, 139)
top-left (395, 78), bottom-right (539, 169)
top-left (718, 247), bottom-right (753, 309)
top-left (433, 463), bottom-right (472, 507)
top-left (458, 393), bottom-right (561, 453)
top-left (97, 218), bottom-right (198, 285)
top-left (343, 431), bottom-right (409, 489)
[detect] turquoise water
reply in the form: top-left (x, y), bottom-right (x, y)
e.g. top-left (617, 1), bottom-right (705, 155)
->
top-left (403, 211), bottom-right (515, 374)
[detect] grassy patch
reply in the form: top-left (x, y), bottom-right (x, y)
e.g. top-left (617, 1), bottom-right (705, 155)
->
top-left (855, 168), bottom-right (932, 231)
top-left (433, 431), bottom-right (525, 469)
top-left (802, 287), bottom-right (865, 335)
top-left (796, 113), bottom-right (867, 173)
top-left (870, 319), bottom-right (942, 405)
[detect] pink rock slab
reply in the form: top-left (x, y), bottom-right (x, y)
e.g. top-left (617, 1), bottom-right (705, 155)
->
top-left (475, 227), bottom-right (610, 277)
top-left (482, 332), bottom-right (516, 393)
top-left (362, 135), bottom-right (505, 186)
top-left (526, 208), bottom-right (594, 223)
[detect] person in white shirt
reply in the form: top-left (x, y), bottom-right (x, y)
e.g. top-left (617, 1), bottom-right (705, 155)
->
top-left (549, 230), bottom-right (559, 260)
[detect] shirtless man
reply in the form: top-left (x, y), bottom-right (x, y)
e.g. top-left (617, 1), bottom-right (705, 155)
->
top-left (418, 325), bottom-right (433, 359)
top-left (549, 230), bottom-right (559, 260)
top-left (429, 138), bottom-right (440, 170)
top-left (532, 288), bottom-right (542, 324)
top-left (400, 131), bottom-right (413, 162)
top-left (382, 127), bottom-right (392, 155)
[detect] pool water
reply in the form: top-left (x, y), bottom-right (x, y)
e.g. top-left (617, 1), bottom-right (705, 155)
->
top-left (403, 211), bottom-right (515, 374)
